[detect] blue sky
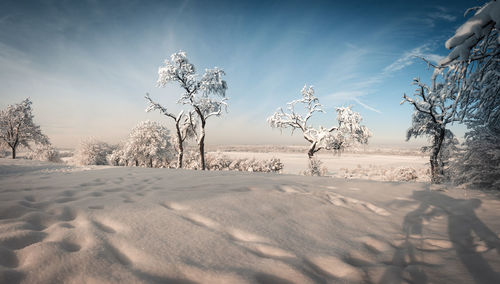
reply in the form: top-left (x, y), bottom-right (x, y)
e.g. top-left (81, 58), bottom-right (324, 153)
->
top-left (0, 0), bottom-right (474, 148)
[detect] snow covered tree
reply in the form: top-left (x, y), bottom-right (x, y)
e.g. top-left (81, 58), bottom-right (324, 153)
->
top-left (402, 78), bottom-right (458, 183)
top-left (268, 85), bottom-right (371, 159)
top-left (157, 51), bottom-right (228, 170)
top-left (0, 98), bottom-right (48, 159)
top-left (416, 1), bottom-right (500, 186)
top-left (121, 121), bottom-right (173, 167)
top-left (145, 93), bottom-right (196, 168)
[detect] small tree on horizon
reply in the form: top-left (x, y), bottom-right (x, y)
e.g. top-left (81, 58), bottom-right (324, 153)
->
top-left (267, 85), bottom-right (372, 160)
top-left (157, 51), bottom-right (228, 170)
top-left (0, 98), bottom-right (48, 159)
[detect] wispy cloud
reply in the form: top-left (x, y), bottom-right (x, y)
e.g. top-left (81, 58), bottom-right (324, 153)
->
top-left (352, 97), bottom-right (381, 113)
top-left (383, 44), bottom-right (443, 74)
top-left (429, 12), bottom-right (456, 22)
top-left (324, 42), bottom-right (444, 114)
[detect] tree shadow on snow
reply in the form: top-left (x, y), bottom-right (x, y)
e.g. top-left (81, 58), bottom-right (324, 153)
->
top-left (381, 190), bottom-right (500, 284)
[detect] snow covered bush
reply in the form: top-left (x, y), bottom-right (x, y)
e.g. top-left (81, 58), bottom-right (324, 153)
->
top-left (203, 153), bottom-right (284, 173)
top-left (157, 51), bottom-right (228, 170)
top-left (0, 98), bottom-right (49, 159)
top-left (452, 126), bottom-right (500, 190)
top-left (26, 144), bottom-right (61, 163)
top-left (337, 165), bottom-right (429, 182)
top-left (108, 121), bottom-right (174, 168)
top-left (391, 167), bottom-right (419, 182)
top-left (122, 121), bottom-right (173, 167)
top-left (205, 153), bottom-right (232, 170)
top-left (302, 158), bottom-right (328, 176)
top-left (268, 85), bottom-right (371, 159)
top-left (74, 138), bottom-right (114, 166)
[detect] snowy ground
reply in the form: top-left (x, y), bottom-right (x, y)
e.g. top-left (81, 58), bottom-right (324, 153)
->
top-left (1, 158), bottom-right (500, 284)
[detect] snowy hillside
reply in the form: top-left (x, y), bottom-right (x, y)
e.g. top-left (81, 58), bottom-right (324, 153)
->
top-left (1, 159), bottom-right (499, 283)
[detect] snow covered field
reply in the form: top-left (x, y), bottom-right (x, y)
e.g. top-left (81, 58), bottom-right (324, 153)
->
top-left (1, 158), bottom-right (499, 283)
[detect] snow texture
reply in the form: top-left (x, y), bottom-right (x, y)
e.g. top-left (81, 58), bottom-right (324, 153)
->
top-left (1, 158), bottom-right (499, 283)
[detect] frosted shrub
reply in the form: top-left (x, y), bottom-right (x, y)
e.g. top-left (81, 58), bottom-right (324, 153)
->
top-left (26, 144), bottom-right (61, 163)
top-left (108, 148), bottom-right (126, 166)
top-left (183, 150), bottom-right (201, 170)
top-left (206, 153), bottom-right (232, 170)
top-left (203, 153), bottom-right (283, 173)
top-left (0, 144), bottom-right (9, 158)
top-left (452, 126), bottom-right (500, 190)
top-left (261, 157), bottom-right (284, 173)
top-left (74, 138), bottom-right (113, 166)
top-left (392, 167), bottom-right (418, 182)
top-left (302, 158), bottom-right (328, 176)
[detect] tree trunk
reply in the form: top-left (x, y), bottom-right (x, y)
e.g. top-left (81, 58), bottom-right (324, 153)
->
top-left (307, 142), bottom-right (317, 159)
top-left (11, 146), bottom-right (16, 159)
top-left (177, 150), bottom-right (183, 169)
top-left (199, 135), bottom-right (205, 170)
top-left (430, 128), bottom-right (446, 184)
top-left (175, 123), bottom-right (184, 169)
top-left (199, 120), bottom-right (206, 170)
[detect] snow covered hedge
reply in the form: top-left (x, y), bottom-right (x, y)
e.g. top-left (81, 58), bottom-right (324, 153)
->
top-left (183, 152), bottom-right (284, 173)
top-left (26, 144), bottom-right (61, 163)
top-left (338, 165), bottom-right (429, 182)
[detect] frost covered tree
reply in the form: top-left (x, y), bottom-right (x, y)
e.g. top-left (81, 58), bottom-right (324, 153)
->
top-left (145, 94), bottom-right (196, 168)
top-left (157, 51), bottom-right (228, 170)
top-left (0, 98), bottom-right (48, 159)
top-left (402, 78), bottom-right (458, 183)
top-left (122, 121), bottom-right (173, 167)
top-left (268, 85), bottom-right (371, 159)
top-left (428, 0), bottom-right (500, 187)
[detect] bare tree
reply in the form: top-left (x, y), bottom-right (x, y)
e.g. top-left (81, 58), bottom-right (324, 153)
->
top-left (145, 94), bottom-right (195, 168)
top-left (157, 51), bottom-right (228, 170)
top-left (0, 98), bottom-right (48, 159)
top-left (268, 85), bottom-right (371, 159)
